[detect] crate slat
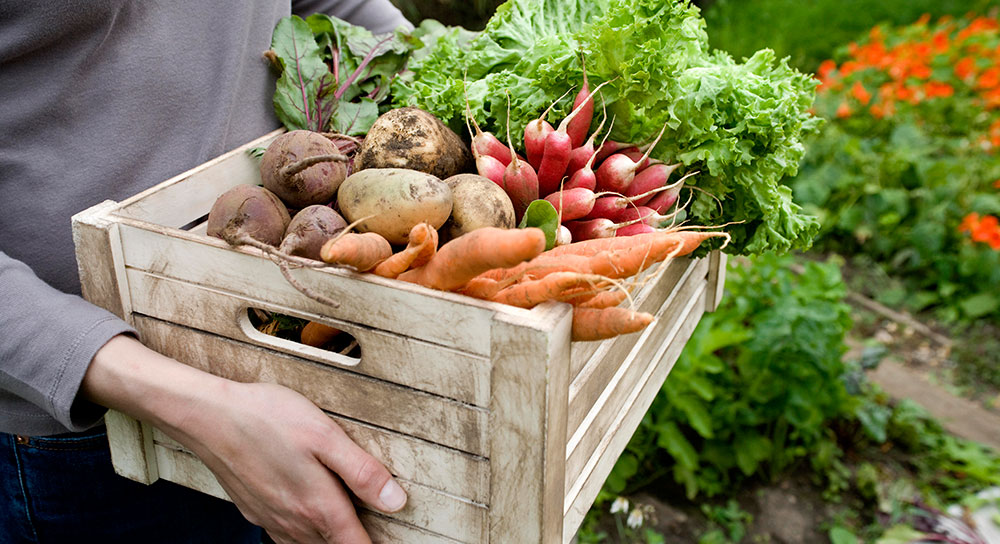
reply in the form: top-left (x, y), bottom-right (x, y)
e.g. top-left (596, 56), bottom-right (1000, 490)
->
top-left (134, 316), bottom-right (489, 456)
top-left (153, 445), bottom-right (485, 543)
top-left (126, 269), bottom-right (491, 407)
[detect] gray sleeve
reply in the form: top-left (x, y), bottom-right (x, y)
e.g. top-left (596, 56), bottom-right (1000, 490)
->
top-left (0, 252), bottom-right (135, 432)
top-left (293, 0), bottom-right (414, 33)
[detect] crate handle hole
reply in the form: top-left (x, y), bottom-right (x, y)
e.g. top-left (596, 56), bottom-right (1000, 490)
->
top-left (239, 307), bottom-right (362, 367)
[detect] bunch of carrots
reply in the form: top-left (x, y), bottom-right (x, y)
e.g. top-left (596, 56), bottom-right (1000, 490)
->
top-left (308, 221), bottom-right (729, 343)
top-left (466, 68), bottom-right (694, 241)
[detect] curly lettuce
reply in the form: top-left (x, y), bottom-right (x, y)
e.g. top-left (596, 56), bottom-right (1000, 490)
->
top-left (392, 0), bottom-right (822, 255)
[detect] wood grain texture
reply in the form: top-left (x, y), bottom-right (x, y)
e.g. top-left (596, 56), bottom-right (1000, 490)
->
top-left (488, 302), bottom-right (573, 544)
top-left (705, 250), bottom-right (727, 312)
top-left (125, 269), bottom-right (491, 407)
top-left (563, 289), bottom-right (708, 540)
top-left (134, 315), bottom-right (489, 456)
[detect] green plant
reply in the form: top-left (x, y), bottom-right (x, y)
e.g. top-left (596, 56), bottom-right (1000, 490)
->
top-left (698, 500), bottom-right (752, 544)
top-left (792, 13), bottom-right (1000, 322)
top-left (603, 253), bottom-right (855, 500)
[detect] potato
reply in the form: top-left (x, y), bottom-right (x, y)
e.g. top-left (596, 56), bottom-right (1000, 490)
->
top-left (442, 174), bottom-right (516, 240)
top-left (337, 168), bottom-right (453, 245)
top-left (354, 107), bottom-right (472, 179)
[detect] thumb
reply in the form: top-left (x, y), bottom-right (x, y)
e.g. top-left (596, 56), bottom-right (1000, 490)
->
top-left (317, 424), bottom-right (408, 514)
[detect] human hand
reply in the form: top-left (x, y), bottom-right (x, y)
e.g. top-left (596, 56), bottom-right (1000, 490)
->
top-left (83, 335), bottom-right (406, 544)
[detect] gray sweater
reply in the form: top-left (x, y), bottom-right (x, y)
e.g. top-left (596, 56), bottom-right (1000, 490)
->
top-left (0, 0), bottom-right (411, 435)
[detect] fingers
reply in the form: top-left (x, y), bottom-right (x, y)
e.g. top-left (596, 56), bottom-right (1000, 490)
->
top-left (315, 424), bottom-right (408, 514)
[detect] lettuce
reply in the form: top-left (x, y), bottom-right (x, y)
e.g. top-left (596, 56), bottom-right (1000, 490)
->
top-left (391, 0), bottom-right (822, 255)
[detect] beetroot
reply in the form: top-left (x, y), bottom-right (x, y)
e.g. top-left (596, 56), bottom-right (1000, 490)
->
top-left (260, 130), bottom-right (348, 208)
top-left (206, 184), bottom-right (291, 246)
top-left (279, 205), bottom-right (348, 261)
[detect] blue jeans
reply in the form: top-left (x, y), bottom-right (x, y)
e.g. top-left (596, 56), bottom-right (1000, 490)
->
top-left (0, 424), bottom-right (262, 544)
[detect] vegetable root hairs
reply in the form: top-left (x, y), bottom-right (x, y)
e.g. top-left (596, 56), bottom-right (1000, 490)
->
top-left (278, 152), bottom-right (350, 179)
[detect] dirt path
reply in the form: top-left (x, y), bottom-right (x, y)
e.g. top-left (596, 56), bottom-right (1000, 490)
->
top-left (868, 359), bottom-right (1000, 451)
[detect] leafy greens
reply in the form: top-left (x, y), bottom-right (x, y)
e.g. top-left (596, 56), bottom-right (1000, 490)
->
top-left (391, 0), bottom-right (823, 254)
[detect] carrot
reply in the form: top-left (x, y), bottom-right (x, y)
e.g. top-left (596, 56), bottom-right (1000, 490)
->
top-left (574, 289), bottom-right (628, 309)
top-left (571, 306), bottom-right (654, 341)
top-left (545, 228), bottom-right (730, 261)
top-left (491, 272), bottom-right (611, 309)
top-left (320, 231), bottom-right (392, 272)
top-left (397, 227), bottom-right (547, 291)
top-left (300, 321), bottom-right (341, 348)
top-left (373, 223), bottom-right (439, 279)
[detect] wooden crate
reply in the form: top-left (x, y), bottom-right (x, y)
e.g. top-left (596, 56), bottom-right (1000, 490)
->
top-left (72, 130), bottom-right (727, 544)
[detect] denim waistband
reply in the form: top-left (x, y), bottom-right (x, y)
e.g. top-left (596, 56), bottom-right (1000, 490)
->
top-left (6, 424), bottom-right (108, 451)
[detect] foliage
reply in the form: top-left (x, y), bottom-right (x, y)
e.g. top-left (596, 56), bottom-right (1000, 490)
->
top-left (791, 14), bottom-right (1000, 321)
top-left (391, 0), bottom-right (823, 256)
top-left (701, 0), bottom-right (996, 72)
top-left (598, 253), bottom-right (855, 501)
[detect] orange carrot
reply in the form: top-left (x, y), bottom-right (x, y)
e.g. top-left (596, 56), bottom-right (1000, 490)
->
top-left (397, 227), bottom-right (547, 291)
top-left (490, 272), bottom-right (611, 309)
top-left (300, 321), bottom-right (341, 348)
top-left (571, 306), bottom-right (654, 341)
top-left (320, 232), bottom-right (392, 272)
top-left (373, 223), bottom-right (439, 279)
top-left (571, 289), bottom-right (628, 309)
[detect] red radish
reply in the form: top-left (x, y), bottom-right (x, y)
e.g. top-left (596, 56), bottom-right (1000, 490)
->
top-left (615, 222), bottom-right (657, 237)
top-left (646, 171), bottom-right (698, 213)
top-left (537, 79), bottom-right (615, 196)
top-left (594, 141), bottom-right (637, 163)
top-left (503, 97), bottom-right (540, 220)
top-left (565, 216), bottom-right (645, 241)
top-left (596, 123), bottom-right (668, 193)
top-left (565, 103), bottom-right (610, 178)
top-left (565, 116), bottom-right (614, 192)
top-left (555, 225), bottom-right (572, 246)
top-left (476, 152), bottom-right (507, 187)
top-left (544, 187), bottom-right (616, 222)
top-left (612, 205), bottom-right (683, 227)
top-left (463, 85), bottom-right (519, 167)
top-left (586, 183), bottom-right (677, 220)
top-left (524, 88), bottom-right (572, 169)
top-left (566, 55), bottom-right (594, 148)
top-left (621, 150), bottom-right (663, 171)
top-left (624, 163), bottom-right (681, 204)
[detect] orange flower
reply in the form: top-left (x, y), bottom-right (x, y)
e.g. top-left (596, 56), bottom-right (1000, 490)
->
top-left (955, 57), bottom-right (977, 81)
top-left (916, 13), bottom-right (931, 27)
top-left (993, 179), bottom-right (1000, 189)
top-left (971, 215), bottom-right (1000, 249)
top-left (959, 212), bottom-right (982, 233)
top-left (836, 101), bottom-right (852, 118)
top-left (851, 81), bottom-right (872, 104)
top-left (910, 63), bottom-right (932, 80)
top-left (932, 30), bottom-right (949, 53)
top-left (817, 59), bottom-right (837, 81)
top-left (895, 84), bottom-right (918, 103)
top-left (924, 81), bottom-right (955, 99)
top-left (978, 67), bottom-right (1000, 90)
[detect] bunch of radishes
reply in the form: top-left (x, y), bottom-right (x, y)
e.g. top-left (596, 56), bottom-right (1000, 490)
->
top-left (468, 73), bottom-right (693, 244)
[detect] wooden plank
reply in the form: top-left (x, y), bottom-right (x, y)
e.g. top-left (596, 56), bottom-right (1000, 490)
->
top-left (566, 258), bottom-right (708, 438)
top-left (133, 316), bottom-right (490, 456)
top-left (360, 512), bottom-right (467, 544)
top-left (104, 411), bottom-right (159, 484)
top-left (151, 410), bottom-right (490, 504)
top-left (126, 270), bottom-right (491, 407)
top-left (705, 250), bottom-right (727, 312)
top-left (117, 221), bottom-right (517, 356)
top-left (563, 290), bottom-right (707, 540)
top-left (113, 130), bottom-right (282, 228)
top-left (153, 445), bottom-right (485, 543)
top-left (567, 258), bottom-right (692, 382)
top-left (488, 302), bottom-right (573, 544)
top-left (565, 279), bottom-right (707, 496)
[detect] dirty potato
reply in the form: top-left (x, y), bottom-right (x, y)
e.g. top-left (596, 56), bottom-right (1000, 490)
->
top-left (355, 107), bottom-right (472, 179)
top-left (337, 168), bottom-right (453, 245)
top-left (442, 174), bottom-right (515, 241)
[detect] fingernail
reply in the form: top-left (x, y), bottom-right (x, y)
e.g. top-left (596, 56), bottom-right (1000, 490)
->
top-left (379, 479), bottom-right (407, 511)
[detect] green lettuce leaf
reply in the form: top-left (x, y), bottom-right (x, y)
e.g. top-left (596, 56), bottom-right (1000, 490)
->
top-left (391, 0), bottom-right (822, 255)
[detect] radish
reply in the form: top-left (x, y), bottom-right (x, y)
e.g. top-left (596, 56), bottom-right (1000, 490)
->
top-left (523, 89), bottom-right (572, 169)
top-left (585, 183), bottom-right (678, 221)
top-left (544, 187), bottom-right (617, 222)
top-left (566, 54), bottom-right (594, 148)
top-left (565, 117), bottom-right (614, 192)
top-left (595, 123), bottom-right (668, 194)
top-left (565, 103), bottom-right (610, 179)
top-left (615, 222), bottom-right (657, 237)
top-left (611, 205), bottom-right (684, 228)
top-left (623, 163), bottom-right (681, 204)
top-left (503, 99), bottom-right (540, 220)
top-left (464, 99), bottom-right (517, 167)
top-left (645, 171), bottom-right (699, 213)
top-left (621, 149), bottom-right (663, 172)
top-left (555, 225), bottom-right (572, 246)
top-left (594, 141), bottom-right (637, 164)
top-left (564, 216), bottom-right (643, 241)
top-left (537, 79), bottom-right (615, 196)
top-left (475, 149), bottom-right (507, 187)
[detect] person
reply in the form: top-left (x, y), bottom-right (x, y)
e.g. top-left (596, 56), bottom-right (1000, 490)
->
top-left (0, 1), bottom-right (414, 543)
